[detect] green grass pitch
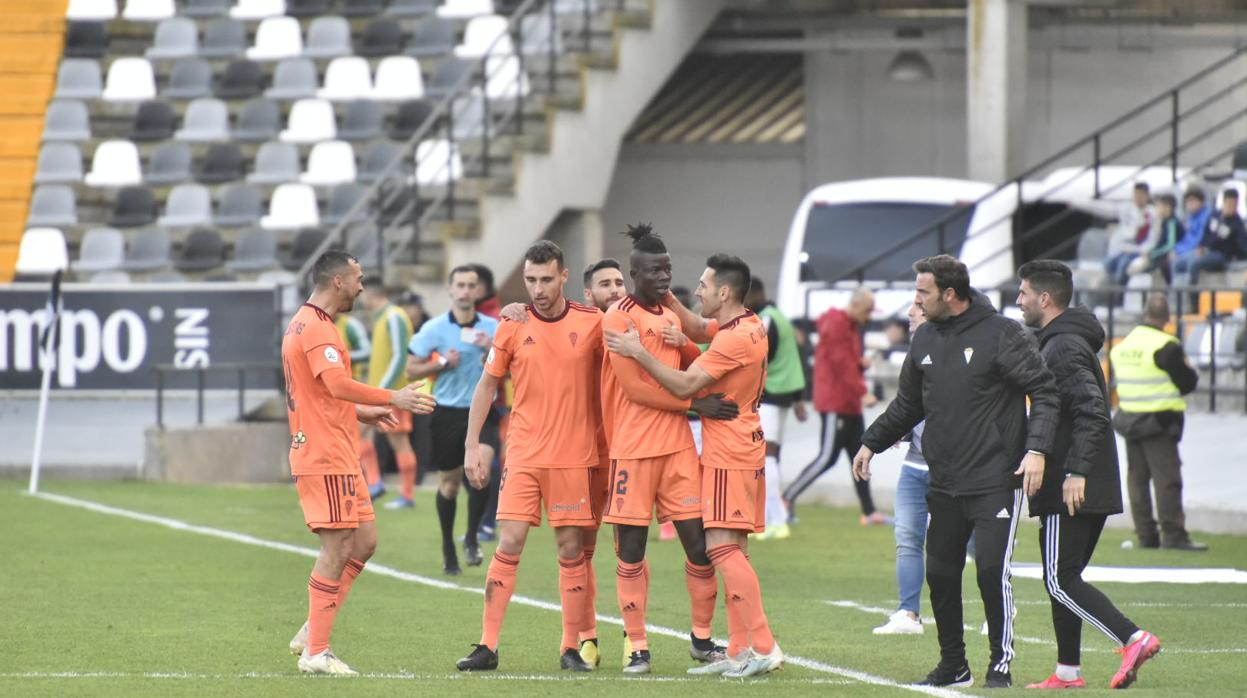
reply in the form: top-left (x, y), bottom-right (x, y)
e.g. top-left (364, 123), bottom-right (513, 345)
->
top-left (3, 479), bottom-right (1245, 696)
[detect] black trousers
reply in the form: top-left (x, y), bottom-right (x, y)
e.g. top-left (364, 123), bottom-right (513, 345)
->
top-left (926, 488), bottom-right (1022, 675)
top-left (783, 413), bottom-right (876, 515)
top-left (1039, 514), bottom-right (1139, 665)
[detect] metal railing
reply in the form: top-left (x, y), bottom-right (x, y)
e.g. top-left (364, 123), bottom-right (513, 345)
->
top-left (827, 45), bottom-right (1247, 287)
top-left (296, 0), bottom-right (626, 284)
top-left (155, 362), bottom-right (283, 428)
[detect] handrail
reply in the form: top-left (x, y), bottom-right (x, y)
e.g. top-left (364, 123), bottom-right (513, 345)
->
top-left (824, 45), bottom-right (1247, 286)
top-left (154, 361), bottom-right (282, 428)
top-left (296, 0), bottom-right (550, 284)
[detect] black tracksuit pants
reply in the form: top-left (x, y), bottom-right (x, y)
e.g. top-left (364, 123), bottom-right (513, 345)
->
top-left (783, 413), bottom-right (876, 515)
top-left (1039, 513), bottom-right (1140, 665)
top-left (926, 488), bottom-right (1022, 675)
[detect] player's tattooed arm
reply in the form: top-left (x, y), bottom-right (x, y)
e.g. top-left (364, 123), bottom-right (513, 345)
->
top-left (659, 291), bottom-right (714, 343)
top-left (499, 303), bottom-right (528, 323)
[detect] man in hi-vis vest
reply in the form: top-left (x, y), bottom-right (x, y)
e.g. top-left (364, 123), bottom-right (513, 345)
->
top-left (1109, 294), bottom-right (1204, 551)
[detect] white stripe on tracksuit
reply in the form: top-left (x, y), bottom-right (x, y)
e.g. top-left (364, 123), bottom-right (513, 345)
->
top-left (1042, 514), bottom-right (1122, 644)
top-left (994, 488), bottom-right (1023, 674)
top-left (786, 415), bottom-right (837, 496)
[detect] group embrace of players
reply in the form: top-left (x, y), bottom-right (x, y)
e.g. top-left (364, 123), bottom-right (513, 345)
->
top-left (280, 224), bottom-right (783, 678)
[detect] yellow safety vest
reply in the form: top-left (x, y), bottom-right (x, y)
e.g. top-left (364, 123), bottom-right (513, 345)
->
top-left (1110, 325), bottom-right (1186, 413)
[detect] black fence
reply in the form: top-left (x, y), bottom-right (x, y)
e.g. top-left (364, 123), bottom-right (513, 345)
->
top-left (155, 361), bottom-right (283, 428)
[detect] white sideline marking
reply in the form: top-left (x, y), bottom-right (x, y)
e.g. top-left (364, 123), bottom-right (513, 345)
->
top-left (1011, 562), bottom-right (1247, 585)
top-left (0, 671), bottom-right (853, 685)
top-left (28, 491), bottom-right (961, 697)
top-left (824, 600), bottom-right (1247, 654)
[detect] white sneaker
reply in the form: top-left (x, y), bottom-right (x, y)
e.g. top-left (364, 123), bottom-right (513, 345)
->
top-left (298, 648), bottom-right (358, 675)
top-left (723, 643), bottom-right (783, 678)
top-left (688, 649), bottom-right (750, 675)
top-left (289, 621), bottom-right (308, 655)
top-left (873, 610), bottom-right (924, 635)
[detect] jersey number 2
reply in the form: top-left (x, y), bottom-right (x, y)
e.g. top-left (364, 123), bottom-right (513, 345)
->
top-left (614, 470), bottom-right (629, 496)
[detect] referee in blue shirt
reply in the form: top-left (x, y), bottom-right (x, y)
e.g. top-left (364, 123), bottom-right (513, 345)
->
top-left (408, 266), bottom-right (501, 575)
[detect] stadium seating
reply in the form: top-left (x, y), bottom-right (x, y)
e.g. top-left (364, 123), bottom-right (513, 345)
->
top-left (43, 101), bottom-right (92, 142)
top-left (280, 228), bottom-right (327, 269)
top-left (102, 58), bottom-right (157, 102)
top-left (340, 0), bottom-right (385, 17)
top-left (230, 0), bottom-right (286, 21)
top-left (437, 0), bottom-right (495, 20)
top-left (200, 19), bottom-right (247, 58)
top-left (451, 89), bottom-right (487, 139)
top-left (64, 22), bottom-right (109, 59)
top-left (215, 184), bottom-right (265, 227)
top-left (261, 183), bottom-right (319, 229)
top-left (267, 58), bottom-right (319, 99)
top-left (146, 142), bottom-right (194, 184)
top-left (226, 227), bottom-right (278, 271)
top-left (55, 59), bottom-right (103, 100)
top-left (301, 140), bottom-right (357, 185)
top-left (455, 15), bottom-right (513, 59)
top-left (357, 20), bottom-right (405, 58)
top-left (280, 98), bottom-right (336, 142)
top-left (147, 18), bottom-right (198, 59)
top-left (15, 228), bottom-right (69, 276)
top-left (72, 227), bottom-right (126, 272)
top-left (358, 141), bottom-right (405, 183)
top-left (406, 17), bottom-right (455, 57)
top-left (27, 186), bottom-right (79, 227)
top-left (84, 140), bottom-right (144, 187)
top-left (323, 183), bottom-right (369, 225)
top-left (386, 0), bottom-right (437, 18)
top-left (247, 17), bottom-right (304, 60)
top-left (319, 56), bottom-right (373, 101)
top-left (425, 57), bottom-right (473, 98)
top-left (67, 0), bottom-right (119, 22)
top-left (216, 60), bottom-right (266, 99)
top-left (123, 0), bottom-right (177, 22)
top-left (165, 58), bottom-right (214, 99)
top-left (184, 0), bottom-right (230, 18)
top-left (122, 227), bottom-right (172, 270)
top-left (131, 100), bottom-right (178, 141)
top-left (372, 56), bottom-right (425, 101)
top-left (34, 143), bottom-right (84, 184)
top-left (287, 0), bottom-right (330, 18)
top-left (338, 100), bottom-right (385, 141)
top-left (158, 183), bottom-right (214, 227)
top-left (304, 16), bottom-right (353, 58)
top-left (232, 99), bottom-right (282, 141)
top-left (389, 99), bottom-right (434, 140)
top-left (110, 186), bottom-right (158, 227)
top-left (175, 228), bottom-right (226, 271)
top-left (196, 143), bottom-right (246, 183)
top-left (414, 139), bottom-right (462, 186)
top-left (175, 98), bottom-right (231, 141)
top-left (248, 141), bottom-right (301, 183)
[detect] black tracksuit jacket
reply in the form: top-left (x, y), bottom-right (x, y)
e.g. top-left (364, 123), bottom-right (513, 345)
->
top-left (862, 292), bottom-right (1059, 497)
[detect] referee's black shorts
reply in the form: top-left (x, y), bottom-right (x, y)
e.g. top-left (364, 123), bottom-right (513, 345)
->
top-left (430, 406), bottom-right (500, 471)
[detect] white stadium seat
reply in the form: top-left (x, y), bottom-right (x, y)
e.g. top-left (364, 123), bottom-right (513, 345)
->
top-left (102, 58), bottom-right (157, 102)
top-left (16, 228), bottom-right (69, 276)
top-left (318, 57), bottom-right (373, 101)
top-left (229, 0), bottom-right (284, 20)
top-left (371, 56), bottom-right (424, 101)
top-left (84, 140), bottom-right (143, 187)
top-left (67, 0), bottom-right (118, 21)
top-left (437, 0), bottom-right (493, 19)
top-left (414, 138), bottom-right (462, 186)
top-left (301, 140), bottom-right (357, 186)
top-left (246, 17), bottom-right (303, 61)
top-left (279, 98), bottom-right (337, 143)
top-left (122, 0), bottom-right (176, 21)
top-left (261, 183), bottom-right (320, 229)
top-left (454, 15), bottom-right (513, 59)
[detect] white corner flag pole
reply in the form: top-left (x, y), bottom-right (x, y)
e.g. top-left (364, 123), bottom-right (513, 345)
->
top-left (29, 269), bottom-right (63, 495)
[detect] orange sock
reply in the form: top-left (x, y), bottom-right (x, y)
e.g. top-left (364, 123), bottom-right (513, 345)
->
top-left (396, 451), bottom-right (417, 500)
top-left (684, 561), bottom-right (717, 640)
top-left (558, 553), bottom-right (589, 651)
top-left (579, 544), bottom-right (598, 642)
top-left (480, 551), bottom-right (520, 650)
top-left (708, 544), bottom-right (774, 654)
top-left (724, 586), bottom-right (748, 657)
top-left (616, 560), bottom-right (648, 651)
top-left (337, 558), bottom-right (365, 607)
top-left (306, 572), bottom-right (341, 656)
top-left (359, 437), bottom-right (381, 487)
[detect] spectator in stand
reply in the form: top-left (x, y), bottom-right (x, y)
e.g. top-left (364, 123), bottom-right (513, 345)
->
top-left (784, 288), bottom-right (887, 526)
top-left (1173, 187), bottom-right (1212, 266)
top-left (1104, 183), bottom-right (1155, 286)
top-left (470, 263), bottom-right (502, 318)
top-left (1172, 188), bottom-right (1247, 294)
top-left (1126, 194), bottom-right (1184, 284)
top-left (400, 290), bottom-right (430, 333)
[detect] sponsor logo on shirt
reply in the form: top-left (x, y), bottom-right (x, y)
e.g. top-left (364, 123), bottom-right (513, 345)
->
top-left (291, 430), bottom-right (307, 449)
top-left (523, 336), bottom-right (536, 346)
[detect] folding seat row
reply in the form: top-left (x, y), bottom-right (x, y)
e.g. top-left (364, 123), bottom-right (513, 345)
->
top-left (65, 0), bottom-right (482, 21)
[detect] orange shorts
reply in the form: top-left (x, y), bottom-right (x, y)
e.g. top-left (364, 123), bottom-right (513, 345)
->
top-left (295, 472), bottom-right (375, 531)
top-left (589, 464), bottom-right (610, 529)
top-left (377, 408), bottom-right (412, 434)
top-left (497, 465), bottom-right (596, 528)
top-left (701, 465), bottom-right (765, 533)
top-left (603, 447), bottom-right (701, 526)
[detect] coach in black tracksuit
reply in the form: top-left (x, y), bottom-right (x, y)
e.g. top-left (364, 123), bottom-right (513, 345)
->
top-left (853, 255), bottom-right (1058, 689)
top-left (1017, 261), bottom-right (1155, 689)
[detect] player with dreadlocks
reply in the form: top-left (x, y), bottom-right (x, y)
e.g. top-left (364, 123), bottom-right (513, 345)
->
top-left (599, 223), bottom-right (739, 673)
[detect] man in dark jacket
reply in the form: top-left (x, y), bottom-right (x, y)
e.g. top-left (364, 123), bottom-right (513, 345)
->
top-left (852, 255), bottom-right (1059, 689)
top-left (1016, 261), bottom-right (1161, 690)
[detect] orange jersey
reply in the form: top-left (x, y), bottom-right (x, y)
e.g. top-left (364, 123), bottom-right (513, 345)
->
top-left (485, 301), bottom-right (604, 468)
top-left (601, 295), bottom-right (695, 460)
top-left (693, 311), bottom-right (768, 470)
top-left (282, 303), bottom-right (358, 476)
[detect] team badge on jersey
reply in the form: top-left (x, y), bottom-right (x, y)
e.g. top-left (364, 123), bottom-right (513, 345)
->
top-left (569, 331), bottom-right (579, 348)
top-left (486, 347), bottom-right (495, 365)
top-left (324, 346), bottom-right (339, 363)
top-left (963, 347), bottom-right (974, 365)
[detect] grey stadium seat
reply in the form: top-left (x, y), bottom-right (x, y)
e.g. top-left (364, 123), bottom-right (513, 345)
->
top-left (386, 0), bottom-right (436, 17)
top-left (64, 21), bottom-right (109, 58)
top-left (389, 98), bottom-right (433, 140)
top-left (34, 143), bottom-right (84, 184)
top-left (175, 228), bottom-right (226, 272)
top-left (27, 186), bottom-right (78, 227)
top-left (322, 183), bottom-right (369, 226)
top-left (175, 98), bottom-right (230, 141)
top-left (72, 226), bottom-right (126, 272)
top-left (357, 141), bottom-right (404, 184)
top-left (200, 18), bottom-right (246, 59)
top-left (55, 59), bottom-right (102, 99)
top-left (303, 16), bottom-right (352, 59)
top-left (183, 0), bottom-right (229, 17)
top-left (232, 98), bottom-right (281, 142)
top-left (425, 57), bottom-right (473, 98)
top-left (337, 100), bottom-right (384, 141)
top-left (265, 58), bottom-right (319, 99)
top-left (145, 142), bottom-right (193, 185)
top-left (356, 19), bottom-right (404, 57)
top-left (226, 227), bottom-right (278, 271)
top-left (158, 183), bottom-right (214, 227)
top-left (123, 228), bottom-right (172, 271)
top-left (281, 228), bottom-right (327, 270)
top-left (164, 58), bottom-right (213, 99)
top-left (196, 142), bottom-right (245, 183)
top-left (109, 186), bottom-right (157, 228)
top-left (216, 59), bottom-right (266, 99)
top-left (405, 17), bottom-right (455, 58)
top-left (286, 0), bottom-right (329, 18)
top-left (43, 100), bottom-right (92, 142)
top-left (146, 17), bottom-right (198, 59)
top-left (247, 141), bottom-right (301, 184)
top-left (215, 183), bottom-right (264, 227)
top-left (130, 99), bottom-right (177, 142)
